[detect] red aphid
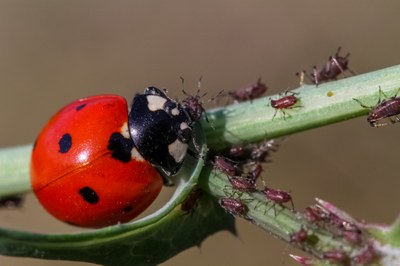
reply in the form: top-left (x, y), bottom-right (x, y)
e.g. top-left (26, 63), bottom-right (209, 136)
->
top-left (322, 250), bottom-right (350, 265)
top-left (290, 227), bottom-right (308, 243)
top-left (263, 187), bottom-right (294, 209)
top-left (229, 176), bottom-right (257, 193)
top-left (229, 78), bottom-right (267, 102)
top-left (353, 245), bottom-right (377, 265)
top-left (250, 139), bottom-right (279, 162)
top-left (270, 91), bottom-right (300, 120)
top-left (311, 46), bottom-right (355, 86)
top-left (219, 197), bottom-right (248, 217)
top-left (214, 156), bottom-right (239, 176)
top-left (343, 230), bottom-right (363, 245)
top-left (181, 187), bottom-right (203, 213)
top-left (181, 89), bottom-right (207, 122)
top-left (354, 88), bottom-right (400, 127)
top-left (247, 163), bottom-right (262, 180)
top-left (304, 206), bottom-right (327, 223)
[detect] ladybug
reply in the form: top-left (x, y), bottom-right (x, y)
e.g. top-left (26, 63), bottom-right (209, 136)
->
top-left (31, 87), bottom-right (202, 228)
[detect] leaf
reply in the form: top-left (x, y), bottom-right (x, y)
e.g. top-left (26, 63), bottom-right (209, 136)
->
top-left (0, 193), bottom-right (235, 266)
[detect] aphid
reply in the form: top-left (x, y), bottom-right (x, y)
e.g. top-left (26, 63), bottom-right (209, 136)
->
top-left (304, 206), bottom-right (327, 223)
top-left (219, 197), bottom-right (248, 217)
top-left (262, 187), bottom-right (294, 210)
top-left (246, 162), bottom-right (263, 180)
top-left (180, 77), bottom-right (208, 122)
top-left (228, 176), bottom-right (257, 193)
top-left (342, 229), bottom-right (363, 245)
top-left (311, 46), bottom-right (355, 86)
top-left (250, 139), bottom-right (280, 162)
top-left (224, 139), bottom-right (279, 163)
top-left (270, 91), bottom-right (300, 120)
top-left (229, 78), bottom-right (267, 102)
top-left (181, 187), bottom-right (203, 213)
top-left (322, 250), bottom-right (349, 265)
top-left (0, 195), bottom-right (24, 208)
top-left (225, 144), bottom-right (249, 161)
top-left (214, 156), bottom-right (239, 176)
top-left (289, 254), bottom-right (314, 265)
top-left (290, 227), bottom-right (308, 243)
top-left (328, 212), bottom-right (360, 233)
top-left (354, 88), bottom-right (400, 127)
top-left (181, 89), bottom-right (207, 122)
top-left (353, 245), bottom-right (377, 265)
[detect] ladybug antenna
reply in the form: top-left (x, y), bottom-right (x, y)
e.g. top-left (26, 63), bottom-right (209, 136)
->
top-left (197, 75), bottom-right (203, 90)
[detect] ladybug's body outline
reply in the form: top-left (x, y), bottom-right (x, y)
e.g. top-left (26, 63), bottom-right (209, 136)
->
top-left (30, 86), bottom-right (204, 228)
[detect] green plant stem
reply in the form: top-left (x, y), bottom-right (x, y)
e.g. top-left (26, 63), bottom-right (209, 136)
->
top-left (0, 145), bottom-right (32, 196)
top-left (203, 64), bottom-right (400, 150)
top-left (199, 168), bottom-right (374, 265)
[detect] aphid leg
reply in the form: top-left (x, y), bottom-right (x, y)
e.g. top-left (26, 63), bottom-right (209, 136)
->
top-left (331, 57), bottom-right (347, 76)
top-left (312, 66), bottom-right (319, 86)
top-left (353, 98), bottom-right (372, 109)
top-left (271, 109), bottom-right (278, 120)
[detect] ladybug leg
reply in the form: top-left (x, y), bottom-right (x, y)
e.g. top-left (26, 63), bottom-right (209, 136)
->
top-left (187, 148), bottom-right (201, 160)
top-left (160, 173), bottom-right (174, 186)
top-left (177, 127), bottom-right (192, 143)
top-left (311, 66), bottom-right (319, 86)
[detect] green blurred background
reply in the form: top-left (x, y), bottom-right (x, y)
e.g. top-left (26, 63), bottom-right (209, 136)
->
top-left (0, 1), bottom-right (399, 265)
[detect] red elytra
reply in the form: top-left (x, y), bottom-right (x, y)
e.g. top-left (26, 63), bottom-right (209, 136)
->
top-left (31, 95), bottom-right (163, 228)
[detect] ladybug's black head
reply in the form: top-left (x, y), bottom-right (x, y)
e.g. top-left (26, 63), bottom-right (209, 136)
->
top-left (128, 87), bottom-right (195, 177)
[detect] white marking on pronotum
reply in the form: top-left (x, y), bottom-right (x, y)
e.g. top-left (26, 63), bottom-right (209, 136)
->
top-left (168, 139), bottom-right (188, 163)
top-left (180, 122), bottom-right (189, 130)
top-left (131, 147), bottom-right (145, 162)
top-left (119, 122), bottom-right (145, 162)
top-left (147, 95), bottom-right (166, 111)
top-left (171, 107), bottom-right (180, 116)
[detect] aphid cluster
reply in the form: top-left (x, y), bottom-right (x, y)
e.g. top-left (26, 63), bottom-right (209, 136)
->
top-left (298, 200), bottom-right (379, 265)
top-left (213, 138), bottom-right (294, 219)
top-left (222, 47), bottom-right (360, 123)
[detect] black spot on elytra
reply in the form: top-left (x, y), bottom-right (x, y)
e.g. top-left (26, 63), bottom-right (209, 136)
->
top-left (58, 133), bottom-right (72, 153)
top-left (123, 205), bottom-right (133, 213)
top-left (78, 186), bottom-right (99, 204)
top-left (76, 104), bottom-right (86, 111)
top-left (107, 132), bottom-right (134, 163)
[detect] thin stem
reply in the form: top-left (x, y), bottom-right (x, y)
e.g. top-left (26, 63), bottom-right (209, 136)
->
top-left (203, 64), bottom-right (400, 150)
top-left (0, 145), bottom-right (32, 196)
